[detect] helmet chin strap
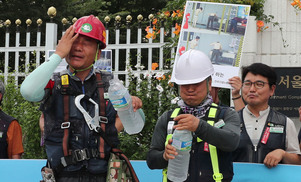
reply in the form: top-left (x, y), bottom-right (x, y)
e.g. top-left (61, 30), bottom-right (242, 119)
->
top-left (70, 64), bottom-right (94, 76)
top-left (206, 78), bottom-right (210, 94)
top-left (70, 48), bottom-right (99, 76)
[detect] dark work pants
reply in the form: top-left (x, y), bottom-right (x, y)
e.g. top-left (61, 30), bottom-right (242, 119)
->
top-left (57, 172), bottom-right (106, 182)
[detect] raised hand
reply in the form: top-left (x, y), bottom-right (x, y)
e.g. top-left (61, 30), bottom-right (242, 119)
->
top-left (55, 26), bottom-right (79, 59)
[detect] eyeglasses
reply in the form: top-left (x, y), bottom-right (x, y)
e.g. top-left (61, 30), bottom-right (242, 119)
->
top-left (242, 80), bottom-right (269, 89)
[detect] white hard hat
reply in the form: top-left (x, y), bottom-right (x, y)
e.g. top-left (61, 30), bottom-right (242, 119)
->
top-left (170, 49), bottom-right (214, 85)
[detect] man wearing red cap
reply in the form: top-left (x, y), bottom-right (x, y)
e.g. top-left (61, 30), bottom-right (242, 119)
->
top-left (21, 15), bottom-right (142, 182)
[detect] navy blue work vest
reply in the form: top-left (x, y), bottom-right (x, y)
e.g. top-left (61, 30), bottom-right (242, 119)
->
top-left (233, 108), bottom-right (286, 163)
top-left (0, 110), bottom-right (16, 159)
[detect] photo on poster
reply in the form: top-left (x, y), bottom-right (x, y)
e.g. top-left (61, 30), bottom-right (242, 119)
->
top-left (94, 50), bottom-right (112, 72)
top-left (175, 1), bottom-right (250, 88)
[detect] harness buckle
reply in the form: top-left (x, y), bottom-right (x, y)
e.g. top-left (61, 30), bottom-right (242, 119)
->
top-left (91, 148), bottom-right (100, 158)
top-left (61, 157), bottom-right (68, 167)
top-left (61, 122), bottom-right (70, 129)
top-left (213, 173), bottom-right (223, 181)
top-left (99, 116), bottom-right (108, 123)
top-left (74, 148), bottom-right (90, 162)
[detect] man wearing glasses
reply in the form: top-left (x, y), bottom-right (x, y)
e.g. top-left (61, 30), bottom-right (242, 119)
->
top-left (231, 63), bottom-right (301, 167)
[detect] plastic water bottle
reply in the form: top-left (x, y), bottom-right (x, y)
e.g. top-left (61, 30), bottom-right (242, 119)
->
top-left (167, 129), bottom-right (192, 182)
top-left (108, 77), bottom-right (145, 134)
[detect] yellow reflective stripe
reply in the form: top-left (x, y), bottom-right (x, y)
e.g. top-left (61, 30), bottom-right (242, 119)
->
top-left (197, 103), bottom-right (218, 143)
top-left (208, 120), bottom-right (214, 126)
top-left (162, 108), bottom-right (181, 182)
top-left (162, 169), bottom-right (168, 182)
top-left (208, 119), bottom-right (223, 182)
top-left (165, 134), bottom-right (173, 146)
top-left (171, 108), bottom-right (181, 118)
top-left (208, 107), bottom-right (217, 118)
top-left (209, 145), bottom-right (222, 181)
top-left (211, 103), bottom-right (218, 107)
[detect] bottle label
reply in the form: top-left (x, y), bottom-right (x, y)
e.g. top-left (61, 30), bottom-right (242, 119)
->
top-left (172, 138), bottom-right (192, 151)
top-left (110, 97), bottom-right (129, 109)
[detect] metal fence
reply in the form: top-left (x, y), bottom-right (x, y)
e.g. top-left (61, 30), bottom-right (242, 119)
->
top-left (0, 14), bottom-right (176, 86)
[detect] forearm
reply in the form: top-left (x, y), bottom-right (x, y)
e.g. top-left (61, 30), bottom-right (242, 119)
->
top-left (232, 97), bottom-right (245, 111)
top-left (282, 152), bottom-right (301, 165)
top-left (147, 112), bottom-right (169, 169)
top-left (115, 115), bottom-right (124, 132)
top-left (147, 148), bottom-right (168, 169)
top-left (20, 54), bottom-right (62, 102)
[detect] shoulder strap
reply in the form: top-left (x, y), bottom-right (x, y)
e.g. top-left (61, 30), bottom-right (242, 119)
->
top-left (197, 103), bottom-right (223, 182)
top-left (61, 74), bottom-right (71, 157)
top-left (96, 72), bottom-right (107, 159)
top-left (165, 108), bottom-right (181, 145)
top-left (207, 103), bottom-right (223, 182)
top-left (163, 108), bottom-right (181, 181)
top-left (167, 108), bottom-right (181, 134)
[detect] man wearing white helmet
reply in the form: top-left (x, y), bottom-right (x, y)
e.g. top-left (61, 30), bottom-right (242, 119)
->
top-left (147, 50), bottom-right (240, 181)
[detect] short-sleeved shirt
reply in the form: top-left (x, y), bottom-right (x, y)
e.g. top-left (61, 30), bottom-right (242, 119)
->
top-left (6, 120), bottom-right (24, 158)
top-left (244, 106), bottom-right (301, 154)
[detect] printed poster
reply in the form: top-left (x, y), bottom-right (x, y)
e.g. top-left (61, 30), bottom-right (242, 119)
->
top-left (175, 1), bottom-right (251, 88)
top-left (94, 50), bottom-right (112, 72)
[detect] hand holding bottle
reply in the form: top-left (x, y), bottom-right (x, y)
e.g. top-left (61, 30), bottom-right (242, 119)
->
top-left (131, 96), bottom-right (143, 112)
top-left (167, 129), bottom-right (192, 181)
top-left (163, 139), bottom-right (177, 160)
top-left (108, 77), bottom-right (145, 134)
top-left (173, 114), bottom-right (200, 132)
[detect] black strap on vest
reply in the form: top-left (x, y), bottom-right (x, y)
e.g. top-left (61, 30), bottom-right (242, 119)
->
top-left (96, 73), bottom-right (106, 159)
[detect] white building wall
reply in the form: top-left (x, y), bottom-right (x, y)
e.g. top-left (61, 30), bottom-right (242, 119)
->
top-left (241, 0), bottom-right (301, 129)
top-left (254, 0), bottom-right (301, 67)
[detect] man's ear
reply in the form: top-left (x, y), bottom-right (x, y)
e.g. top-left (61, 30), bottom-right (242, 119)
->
top-left (208, 79), bottom-right (212, 92)
top-left (270, 84), bottom-right (276, 97)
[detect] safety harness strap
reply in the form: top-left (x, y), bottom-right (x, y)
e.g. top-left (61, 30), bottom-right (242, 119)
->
top-left (207, 103), bottom-right (223, 182)
top-left (207, 121), bottom-right (223, 182)
top-left (162, 108), bottom-right (181, 182)
top-left (62, 74), bottom-right (70, 156)
top-left (61, 72), bottom-right (107, 164)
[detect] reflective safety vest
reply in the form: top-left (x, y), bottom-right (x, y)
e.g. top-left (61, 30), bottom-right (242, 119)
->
top-left (163, 103), bottom-right (224, 182)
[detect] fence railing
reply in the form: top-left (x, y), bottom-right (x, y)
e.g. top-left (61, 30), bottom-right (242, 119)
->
top-left (0, 13), bottom-right (177, 86)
